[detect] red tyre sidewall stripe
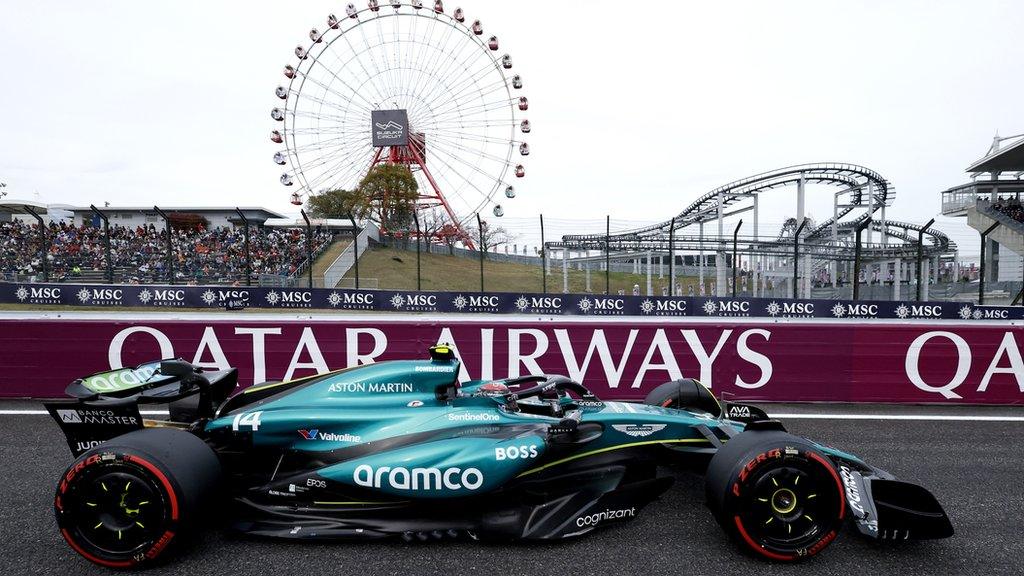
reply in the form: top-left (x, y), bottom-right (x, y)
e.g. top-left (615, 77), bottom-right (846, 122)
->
top-left (733, 516), bottom-right (795, 561)
top-left (60, 528), bottom-right (134, 569)
top-left (807, 451), bottom-right (846, 520)
top-left (125, 454), bottom-right (179, 521)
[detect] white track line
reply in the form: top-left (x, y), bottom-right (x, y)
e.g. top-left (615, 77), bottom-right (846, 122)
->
top-left (1, 409), bottom-right (1022, 422)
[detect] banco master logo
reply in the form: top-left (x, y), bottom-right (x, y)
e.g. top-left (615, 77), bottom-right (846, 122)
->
top-left (56, 409), bottom-right (138, 426)
top-left (611, 424), bottom-right (667, 437)
top-left (353, 465), bottom-right (483, 491)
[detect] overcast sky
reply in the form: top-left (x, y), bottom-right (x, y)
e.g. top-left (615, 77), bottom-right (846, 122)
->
top-left (2, 1), bottom-right (1022, 258)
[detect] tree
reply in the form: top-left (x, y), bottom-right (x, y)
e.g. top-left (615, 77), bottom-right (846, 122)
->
top-left (307, 188), bottom-right (359, 220)
top-left (438, 223), bottom-right (463, 255)
top-left (353, 164), bottom-right (420, 233)
top-left (471, 219), bottom-right (516, 258)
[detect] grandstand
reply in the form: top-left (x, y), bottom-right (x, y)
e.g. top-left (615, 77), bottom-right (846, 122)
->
top-left (941, 133), bottom-right (1024, 303)
top-left (0, 215), bottom-right (334, 286)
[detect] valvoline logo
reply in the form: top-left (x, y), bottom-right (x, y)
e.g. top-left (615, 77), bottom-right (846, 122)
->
top-left (298, 429), bottom-right (319, 440)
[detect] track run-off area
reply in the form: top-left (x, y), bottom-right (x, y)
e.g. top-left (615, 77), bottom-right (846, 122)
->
top-left (1, 401), bottom-right (1021, 576)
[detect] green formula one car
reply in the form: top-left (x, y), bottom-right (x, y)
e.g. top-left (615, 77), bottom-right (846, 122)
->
top-left (46, 345), bottom-right (952, 568)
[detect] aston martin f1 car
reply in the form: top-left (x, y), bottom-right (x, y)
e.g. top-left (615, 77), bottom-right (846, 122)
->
top-left (46, 345), bottom-right (952, 568)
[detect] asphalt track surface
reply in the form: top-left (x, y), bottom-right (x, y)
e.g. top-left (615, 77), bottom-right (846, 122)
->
top-left (2, 401), bottom-right (1022, 576)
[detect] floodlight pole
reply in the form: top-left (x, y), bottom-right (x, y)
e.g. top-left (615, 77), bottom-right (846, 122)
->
top-left (234, 208), bottom-right (251, 286)
top-left (668, 217), bottom-right (675, 296)
top-left (732, 219), bottom-right (743, 297)
top-left (300, 210), bottom-right (313, 289)
top-left (979, 221), bottom-right (1000, 305)
top-left (90, 205), bottom-right (112, 283)
top-left (348, 214), bottom-right (360, 289)
top-left (153, 206), bottom-right (173, 284)
top-left (852, 217), bottom-right (872, 301)
top-left (412, 211), bottom-right (421, 291)
top-left (539, 214), bottom-right (547, 293)
top-left (476, 212), bottom-right (485, 292)
top-left (793, 219), bottom-right (807, 299)
top-left (24, 206), bottom-right (48, 283)
top-left (605, 215), bottom-right (610, 294)
top-left (916, 218), bottom-right (935, 301)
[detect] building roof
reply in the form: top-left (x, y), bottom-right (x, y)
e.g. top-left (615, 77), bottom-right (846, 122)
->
top-left (66, 206), bottom-right (285, 218)
top-left (967, 136), bottom-right (1024, 173)
top-left (0, 199), bottom-right (48, 215)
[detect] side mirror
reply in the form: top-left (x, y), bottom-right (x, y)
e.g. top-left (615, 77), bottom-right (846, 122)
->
top-left (160, 359), bottom-right (196, 378)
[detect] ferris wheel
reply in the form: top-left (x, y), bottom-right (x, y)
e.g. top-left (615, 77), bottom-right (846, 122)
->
top-left (270, 0), bottom-right (530, 246)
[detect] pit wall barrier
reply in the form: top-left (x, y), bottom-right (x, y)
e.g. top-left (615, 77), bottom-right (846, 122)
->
top-left (2, 282), bottom-right (1021, 320)
top-left (2, 315), bottom-right (1021, 404)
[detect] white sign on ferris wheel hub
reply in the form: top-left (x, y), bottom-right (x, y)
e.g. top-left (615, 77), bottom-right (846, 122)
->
top-left (270, 1), bottom-right (530, 245)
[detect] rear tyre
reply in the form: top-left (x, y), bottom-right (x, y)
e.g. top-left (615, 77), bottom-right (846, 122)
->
top-left (705, 431), bottom-right (845, 562)
top-left (54, 428), bottom-right (221, 568)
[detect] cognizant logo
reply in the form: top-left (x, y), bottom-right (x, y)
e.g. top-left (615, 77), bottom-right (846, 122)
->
top-left (353, 465), bottom-right (484, 491)
top-left (576, 507), bottom-right (637, 527)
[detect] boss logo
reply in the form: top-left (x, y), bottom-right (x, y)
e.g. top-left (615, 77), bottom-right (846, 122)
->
top-left (494, 444), bottom-right (539, 460)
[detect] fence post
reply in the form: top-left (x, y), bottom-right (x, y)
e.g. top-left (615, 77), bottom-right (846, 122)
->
top-left (605, 215), bottom-right (610, 294)
top-left (89, 205), bottom-right (112, 283)
top-left (792, 219), bottom-right (807, 298)
top-left (476, 212), bottom-right (484, 292)
top-left (852, 217), bottom-right (872, 300)
top-left (24, 206), bottom-right (48, 283)
top-left (668, 217), bottom-right (675, 296)
top-left (152, 206), bottom-right (173, 284)
top-left (979, 221), bottom-right (1000, 305)
top-left (540, 213), bottom-right (546, 293)
top-left (732, 219), bottom-right (743, 297)
top-left (413, 211), bottom-right (421, 290)
top-left (916, 218), bottom-right (934, 301)
top-left (300, 210), bottom-right (313, 289)
top-left (234, 208), bottom-right (251, 286)
top-left (348, 215), bottom-right (360, 289)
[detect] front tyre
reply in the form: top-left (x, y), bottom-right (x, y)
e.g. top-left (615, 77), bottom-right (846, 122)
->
top-left (705, 431), bottom-right (845, 562)
top-left (54, 428), bottom-right (221, 568)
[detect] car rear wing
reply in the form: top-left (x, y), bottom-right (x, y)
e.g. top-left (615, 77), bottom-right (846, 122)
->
top-left (45, 359), bottom-right (238, 456)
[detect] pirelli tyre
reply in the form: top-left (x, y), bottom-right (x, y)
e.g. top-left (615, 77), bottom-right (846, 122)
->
top-left (705, 430), bottom-right (846, 562)
top-left (54, 428), bottom-right (221, 568)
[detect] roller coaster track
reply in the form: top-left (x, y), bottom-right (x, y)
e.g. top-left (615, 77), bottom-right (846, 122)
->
top-left (553, 162), bottom-right (953, 259)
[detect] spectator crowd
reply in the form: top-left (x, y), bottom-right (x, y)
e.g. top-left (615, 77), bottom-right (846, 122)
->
top-left (990, 198), bottom-right (1024, 223)
top-left (1, 220), bottom-right (334, 284)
